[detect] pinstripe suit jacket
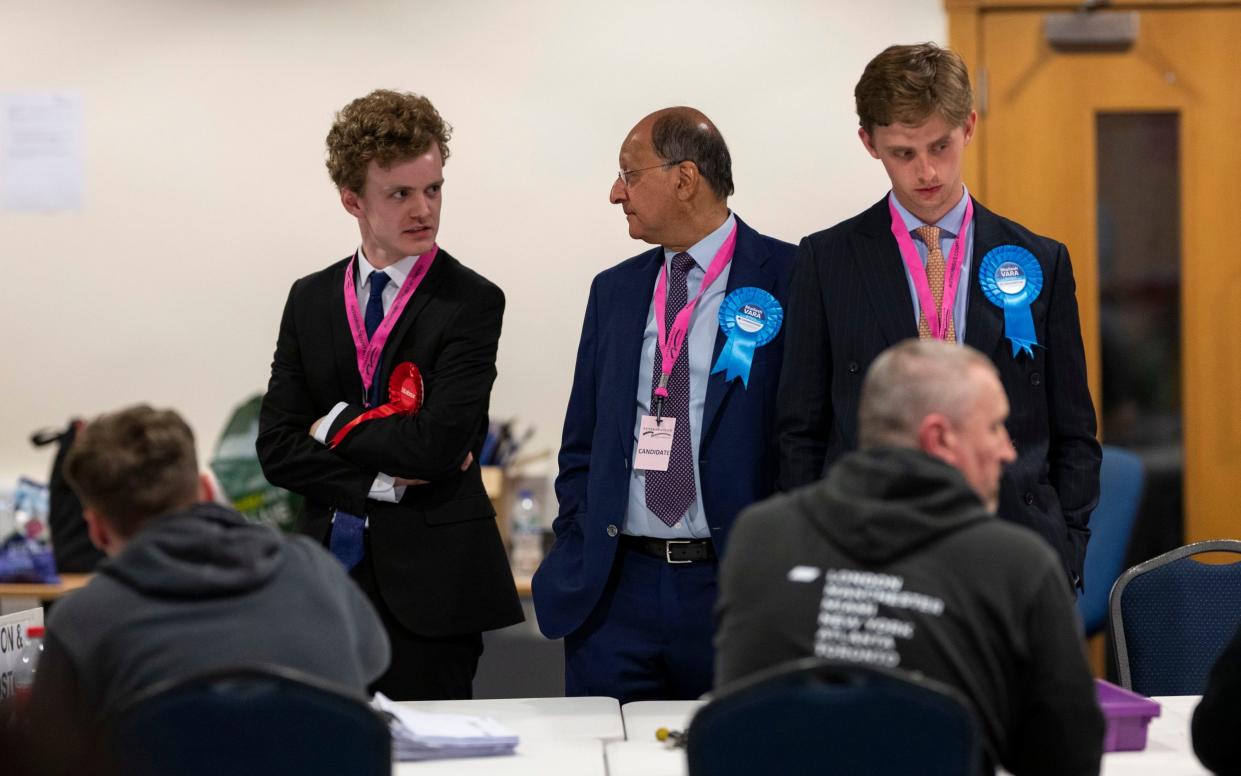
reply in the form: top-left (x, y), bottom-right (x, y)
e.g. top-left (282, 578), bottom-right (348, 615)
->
top-left (775, 196), bottom-right (1100, 587)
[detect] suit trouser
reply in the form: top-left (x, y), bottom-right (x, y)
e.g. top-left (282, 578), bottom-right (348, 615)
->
top-left (351, 530), bottom-right (484, 701)
top-left (563, 543), bottom-right (717, 703)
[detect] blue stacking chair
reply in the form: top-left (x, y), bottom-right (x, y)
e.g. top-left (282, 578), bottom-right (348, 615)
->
top-left (1078, 445), bottom-right (1145, 636)
top-left (687, 658), bottom-right (984, 776)
top-left (109, 665), bottom-right (391, 776)
top-left (1109, 539), bottom-right (1241, 696)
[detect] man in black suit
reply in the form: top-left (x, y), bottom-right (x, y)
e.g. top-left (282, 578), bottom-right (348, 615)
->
top-left (257, 89), bottom-right (522, 700)
top-left (776, 43), bottom-right (1100, 588)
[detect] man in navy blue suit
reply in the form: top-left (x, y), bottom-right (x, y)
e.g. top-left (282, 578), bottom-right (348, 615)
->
top-left (532, 107), bottom-right (796, 702)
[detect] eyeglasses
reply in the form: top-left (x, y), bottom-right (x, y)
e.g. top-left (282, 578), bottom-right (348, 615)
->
top-left (615, 160), bottom-right (685, 188)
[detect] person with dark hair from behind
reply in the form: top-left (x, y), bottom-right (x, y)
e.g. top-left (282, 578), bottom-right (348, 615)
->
top-left (22, 404), bottom-right (389, 758)
top-left (1193, 622), bottom-right (1241, 774)
top-left (716, 340), bottom-right (1104, 775)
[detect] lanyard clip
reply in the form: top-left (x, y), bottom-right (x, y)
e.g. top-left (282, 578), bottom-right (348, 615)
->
top-left (654, 373), bottom-right (670, 421)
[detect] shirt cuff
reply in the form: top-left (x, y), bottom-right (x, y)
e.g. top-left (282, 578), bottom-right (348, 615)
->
top-left (370, 472), bottom-right (406, 504)
top-left (313, 402), bottom-right (350, 445)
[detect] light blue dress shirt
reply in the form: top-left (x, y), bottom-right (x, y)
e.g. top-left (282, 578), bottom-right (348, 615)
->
top-left (890, 186), bottom-right (974, 341)
top-left (624, 213), bottom-right (736, 539)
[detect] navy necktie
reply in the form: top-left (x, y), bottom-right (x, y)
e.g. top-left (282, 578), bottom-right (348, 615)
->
top-left (365, 270), bottom-right (391, 338)
top-left (644, 252), bottom-right (698, 527)
top-left (363, 271), bottom-right (391, 407)
top-left (330, 269), bottom-right (392, 571)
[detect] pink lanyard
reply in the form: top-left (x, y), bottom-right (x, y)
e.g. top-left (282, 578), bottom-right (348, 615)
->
top-left (342, 246), bottom-right (438, 399)
top-left (888, 195), bottom-right (974, 341)
top-left (652, 224), bottom-right (738, 401)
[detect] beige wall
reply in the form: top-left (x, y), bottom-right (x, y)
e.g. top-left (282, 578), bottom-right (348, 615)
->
top-left (0, 0), bottom-right (946, 485)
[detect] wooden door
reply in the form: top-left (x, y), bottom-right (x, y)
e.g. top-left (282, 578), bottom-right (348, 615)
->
top-left (949, 1), bottom-right (1241, 543)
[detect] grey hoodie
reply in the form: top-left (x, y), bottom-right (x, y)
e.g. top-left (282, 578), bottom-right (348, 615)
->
top-left (715, 446), bottom-right (1104, 776)
top-left (35, 502), bottom-right (389, 724)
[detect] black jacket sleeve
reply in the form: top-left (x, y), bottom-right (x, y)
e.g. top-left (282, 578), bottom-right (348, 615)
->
top-left (1005, 567), bottom-right (1105, 775)
top-left (1193, 622), bottom-right (1241, 774)
top-left (1041, 242), bottom-right (1101, 585)
top-left (775, 236), bottom-right (834, 491)
top-left (258, 281), bottom-right (380, 516)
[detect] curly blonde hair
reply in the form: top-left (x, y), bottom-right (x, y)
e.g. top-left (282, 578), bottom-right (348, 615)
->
top-left (855, 43), bottom-right (973, 136)
top-left (325, 89), bottom-right (452, 193)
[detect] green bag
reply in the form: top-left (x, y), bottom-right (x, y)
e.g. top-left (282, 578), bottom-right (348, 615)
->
top-left (209, 395), bottom-right (302, 532)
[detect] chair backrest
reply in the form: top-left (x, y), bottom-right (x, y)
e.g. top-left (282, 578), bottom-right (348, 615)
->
top-left (687, 658), bottom-right (984, 776)
top-left (1109, 539), bottom-right (1241, 695)
top-left (1077, 445), bottom-right (1145, 635)
top-left (109, 665), bottom-right (391, 776)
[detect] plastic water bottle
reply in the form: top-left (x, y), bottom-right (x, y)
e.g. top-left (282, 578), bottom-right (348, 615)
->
top-left (510, 489), bottom-right (544, 575)
top-left (13, 625), bottom-right (45, 704)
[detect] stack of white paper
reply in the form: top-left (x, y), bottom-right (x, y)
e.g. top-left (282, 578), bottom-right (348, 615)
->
top-left (372, 693), bottom-right (520, 761)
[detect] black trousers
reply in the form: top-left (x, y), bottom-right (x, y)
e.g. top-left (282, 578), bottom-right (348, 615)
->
top-left (350, 530), bottom-right (484, 700)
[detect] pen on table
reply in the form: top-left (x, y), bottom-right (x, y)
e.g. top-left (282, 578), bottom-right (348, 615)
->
top-left (655, 727), bottom-right (687, 748)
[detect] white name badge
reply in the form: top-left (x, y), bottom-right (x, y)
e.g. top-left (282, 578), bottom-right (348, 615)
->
top-left (634, 416), bottom-right (676, 471)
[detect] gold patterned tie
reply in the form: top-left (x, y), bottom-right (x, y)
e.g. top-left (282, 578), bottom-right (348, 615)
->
top-left (914, 225), bottom-right (956, 342)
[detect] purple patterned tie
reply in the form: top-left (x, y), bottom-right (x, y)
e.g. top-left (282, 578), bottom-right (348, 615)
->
top-left (645, 252), bottom-right (698, 527)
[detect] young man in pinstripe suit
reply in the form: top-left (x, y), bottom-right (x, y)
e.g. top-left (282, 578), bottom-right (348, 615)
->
top-left (775, 43), bottom-right (1100, 590)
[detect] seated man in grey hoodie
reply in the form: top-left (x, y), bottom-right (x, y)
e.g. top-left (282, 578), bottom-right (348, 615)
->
top-left (715, 339), bottom-right (1104, 775)
top-left (30, 404), bottom-right (390, 728)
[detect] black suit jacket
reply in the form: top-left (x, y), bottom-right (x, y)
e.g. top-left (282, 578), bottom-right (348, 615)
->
top-left (775, 196), bottom-right (1100, 586)
top-left (257, 249), bottom-right (523, 636)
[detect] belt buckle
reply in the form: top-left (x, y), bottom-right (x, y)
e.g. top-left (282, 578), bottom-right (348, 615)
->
top-left (665, 539), bottom-right (693, 564)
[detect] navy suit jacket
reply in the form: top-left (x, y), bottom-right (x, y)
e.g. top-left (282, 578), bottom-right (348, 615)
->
top-left (533, 217), bottom-right (796, 640)
top-left (775, 196), bottom-right (1101, 586)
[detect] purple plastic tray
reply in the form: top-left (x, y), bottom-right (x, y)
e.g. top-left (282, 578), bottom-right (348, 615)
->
top-left (1096, 679), bottom-right (1161, 752)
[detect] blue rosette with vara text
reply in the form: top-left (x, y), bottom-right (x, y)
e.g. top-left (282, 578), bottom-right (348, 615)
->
top-left (711, 287), bottom-right (783, 387)
top-left (979, 245), bottom-right (1043, 358)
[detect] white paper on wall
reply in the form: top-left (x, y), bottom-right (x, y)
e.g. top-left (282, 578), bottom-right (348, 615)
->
top-left (0, 91), bottom-right (84, 212)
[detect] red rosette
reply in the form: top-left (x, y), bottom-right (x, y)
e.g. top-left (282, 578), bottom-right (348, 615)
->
top-left (329, 362), bottom-right (424, 449)
top-left (388, 361), bottom-right (424, 413)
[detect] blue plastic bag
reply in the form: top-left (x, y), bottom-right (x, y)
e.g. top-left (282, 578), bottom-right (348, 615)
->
top-left (0, 533), bottom-right (60, 584)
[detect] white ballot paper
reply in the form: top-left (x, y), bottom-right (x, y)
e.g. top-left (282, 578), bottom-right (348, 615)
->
top-left (372, 692), bottom-right (520, 761)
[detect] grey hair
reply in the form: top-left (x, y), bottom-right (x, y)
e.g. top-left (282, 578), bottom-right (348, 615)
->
top-left (650, 109), bottom-right (735, 200)
top-left (858, 340), bottom-right (997, 449)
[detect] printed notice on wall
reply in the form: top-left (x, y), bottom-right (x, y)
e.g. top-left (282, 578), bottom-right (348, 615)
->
top-left (0, 92), bottom-right (84, 212)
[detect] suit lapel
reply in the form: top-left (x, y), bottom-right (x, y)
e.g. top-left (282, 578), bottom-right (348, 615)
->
top-left (331, 250), bottom-right (450, 407)
top-left (613, 248), bottom-right (663, 453)
top-left (854, 197), bottom-right (919, 345)
top-left (964, 201), bottom-right (1006, 359)
top-left (373, 249), bottom-right (450, 394)
top-left (329, 256), bottom-right (367, 405)
top-left (701, 217), bottom-right (771, 446)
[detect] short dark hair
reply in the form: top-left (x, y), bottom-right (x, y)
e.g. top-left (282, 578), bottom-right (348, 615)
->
top-left (855, 43), bottom-right (973, 136)
top-left (64, 405), bottom-right (200, 537)
top-left (650, 109), bottom-right (735, 200)
top-left (326, 89), bottom-right (452, 193)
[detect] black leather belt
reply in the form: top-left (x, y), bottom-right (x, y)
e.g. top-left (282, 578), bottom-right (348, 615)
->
top-left (620, 535), bottom-right (717, 564)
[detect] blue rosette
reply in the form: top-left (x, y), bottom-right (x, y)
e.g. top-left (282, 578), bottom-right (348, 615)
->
top-left (979, 245), bottom-right (1043, 358)
top-left (711, 287), bottom-right (783, 387)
